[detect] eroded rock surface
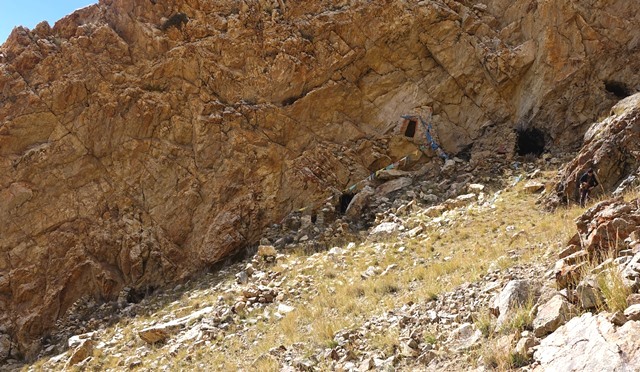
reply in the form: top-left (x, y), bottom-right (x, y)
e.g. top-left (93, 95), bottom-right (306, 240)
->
top-left (2, 0), bottom-right (640, 359)
top-left (548, 93), bottom-right (640, 208)
top-left (533, 313), bottom-right (640, 371)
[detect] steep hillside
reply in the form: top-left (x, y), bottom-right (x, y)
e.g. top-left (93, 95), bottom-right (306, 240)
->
top-left (15, 161), bottom-right (640, 371)
top-left (1, 0), bottom-right (640, 359)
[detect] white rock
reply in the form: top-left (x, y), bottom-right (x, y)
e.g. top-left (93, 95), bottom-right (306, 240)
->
top-left (623, 304), bottom-right (640, 321)
top-left (328, 247), bottom-right (344, 255)
top-left (370, 222), bottom-right (399, 235)
top-left (468, 183), bottom-right (485, 193)
top-left (490, 280), bottom-right (532, 327)
top-left (534, 313), bottom-right (640, 370)
top-left (138, 307), bottom-right (214, 344)
top-left (68, 331), bottom-right (96, 349)
top-left (277, 304), bottom-right (295, 314)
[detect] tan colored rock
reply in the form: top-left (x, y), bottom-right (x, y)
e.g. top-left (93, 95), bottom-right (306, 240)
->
top-left (344, 186), bottom-right (375, 220)
top-left (523, 181), bottom-right (544, 193)
top-left (548, 94), bottom-right (640, 208)
top-left (257, 245), bottom-right (277, 258)
top-left (66, 339), bottom-right (94, 367)
top-left (138, 327), bottom-right (170, 344)
top-left (375, 177), bottom-right (413, 196)
top-left (532, 295), bottom-right (572, 337)
top-left (2, 0), bottom-right (640, 357)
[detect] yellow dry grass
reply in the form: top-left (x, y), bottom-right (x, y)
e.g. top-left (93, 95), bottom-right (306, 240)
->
top-left (28, 171), bottom-right (588, 371)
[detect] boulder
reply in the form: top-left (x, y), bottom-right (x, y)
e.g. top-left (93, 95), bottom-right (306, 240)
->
top-left (515, 334), bottom-right (537, 357)
top-left (446, 323), bottom-right (482, 351)
top-left (370, 222), bottom-right (400, 235)
top-left (66, 339), bottom-right (94, 367)
top-left (257, 245), bottom-right (277, 258)
top-left (345, 186), bottom-right (375, 220)
top-left (575, 278), bottom-right (605, 310)
top-left (490, 280), bottom-right (533, 327)
top-left (534, 313), bottom-right (640, 370)
top-left (523, 181), bottom-right (545, 193)
top-left (375, 177), bottom-right (413, 196)
top-left (138, 307), bottom-right (213, 344)
top-left (532, 295), bottom-right (572, 337)
top-left (623, 304), bottom-right (640, 321)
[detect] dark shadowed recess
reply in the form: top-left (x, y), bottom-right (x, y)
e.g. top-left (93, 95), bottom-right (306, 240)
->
top-left (516, 128), bottom-right (545, 156)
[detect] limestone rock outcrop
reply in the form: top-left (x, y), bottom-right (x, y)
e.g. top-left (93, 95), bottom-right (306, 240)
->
top-left (547, 93), bottom-right (640, 208)
top-left (2, 0), bottom-right (640, 359)
top-left (554, 197), bottom-right (640, 290)
top-left (533, 313), bottom-right (640, 371)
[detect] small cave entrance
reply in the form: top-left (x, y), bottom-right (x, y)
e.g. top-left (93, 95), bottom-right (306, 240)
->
top-left (126, 286), bottom-right (155, 304)
top-left (516, 128), bottom-right (545, 156)
top-left (455, 143), bottom-right (473, 162)
top-left (338, 193), bottom-right (354, 214)
top-left (404, 120), bottom-right (417, 138)
top-left (604, 80), bottom-right (632, 99)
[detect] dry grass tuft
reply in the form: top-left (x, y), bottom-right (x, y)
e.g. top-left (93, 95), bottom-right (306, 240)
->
top-left (597, 267), bottom-right (631, 313)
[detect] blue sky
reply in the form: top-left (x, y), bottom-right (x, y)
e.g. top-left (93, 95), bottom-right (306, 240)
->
top-left (1, 1), bottom-right (96, 45)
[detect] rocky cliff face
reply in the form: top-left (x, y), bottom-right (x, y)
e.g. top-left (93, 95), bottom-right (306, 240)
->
top-left (1, 0), bottom-right (639, 359)
top-left (547, 93), bottom-right (640, 208)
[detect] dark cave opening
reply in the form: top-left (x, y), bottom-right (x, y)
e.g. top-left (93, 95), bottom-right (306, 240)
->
top-left (338, 193), bottom-right (354, 214)
top-left (456, 143), bottom-right (473, 162)
top-left (516, 128), bottom-right (545, 156)
top-left (404, 120), bottom-right (417, 138)
top-left (604, 81), bottom-right (632, 99)
top-left (126, 286), bottom-right (155, 304)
